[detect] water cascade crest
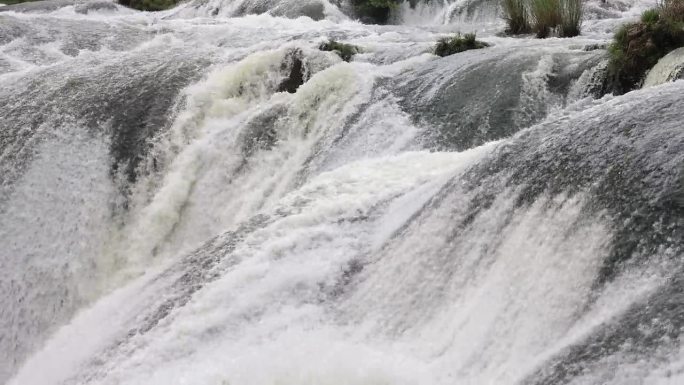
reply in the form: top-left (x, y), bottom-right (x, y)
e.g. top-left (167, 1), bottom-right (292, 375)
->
top-left (0, 0), bottom-right (683, 384)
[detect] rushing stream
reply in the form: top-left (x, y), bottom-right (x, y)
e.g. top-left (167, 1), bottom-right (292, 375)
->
top-left (1, 0), bottom-right (683, 384)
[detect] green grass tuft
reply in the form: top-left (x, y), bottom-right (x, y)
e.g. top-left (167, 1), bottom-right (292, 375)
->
top-left (559, 0), bottom-right (583, 37)
top-left (503, 0), bottom-right (532, 34)
top-left (530, 0), bottom-right (561, 38)
top-left (501, 0), bottom-right (583, 37)
top-left (434, 33), bottom-right (490, 57)
top-left (641, 9), bottom-right (661, 24)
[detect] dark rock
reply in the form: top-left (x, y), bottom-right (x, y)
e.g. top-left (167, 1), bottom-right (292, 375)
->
top-left (277, 49), bottom-right (305, 93)
top-left (240, 104), bottom-right (288, 157)
top-left (583, 43), bottom-right (607, 51)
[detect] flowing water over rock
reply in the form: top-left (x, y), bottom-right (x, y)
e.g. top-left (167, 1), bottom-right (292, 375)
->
top-left (1, 0), bottom-right (682, 384)
top-left (644, 47), bottom-right (684, 88)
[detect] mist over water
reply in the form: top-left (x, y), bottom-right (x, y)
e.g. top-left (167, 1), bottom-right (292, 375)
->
top-left (1, 0), bottom-right (683, 384)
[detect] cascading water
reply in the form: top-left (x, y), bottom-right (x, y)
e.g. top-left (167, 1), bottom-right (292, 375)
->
top-left (0, 0), bottom-right (682, 384)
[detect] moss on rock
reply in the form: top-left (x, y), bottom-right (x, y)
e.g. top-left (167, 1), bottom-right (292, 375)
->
top-left (319, 40), bottom-right (361, 62)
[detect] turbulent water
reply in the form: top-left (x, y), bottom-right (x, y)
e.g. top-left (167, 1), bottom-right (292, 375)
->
top-left (0, 0), bottom-right (682, 383)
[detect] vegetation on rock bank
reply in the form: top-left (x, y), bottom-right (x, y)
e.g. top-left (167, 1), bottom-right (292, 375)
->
top-left (606, 0), bottom-right (684, 93)
top-left (434, 33), bottom-right (490, 57)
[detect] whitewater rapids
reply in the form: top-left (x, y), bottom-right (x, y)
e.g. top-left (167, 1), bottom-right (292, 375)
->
top-left (1, 0), bottom-right (682, 384)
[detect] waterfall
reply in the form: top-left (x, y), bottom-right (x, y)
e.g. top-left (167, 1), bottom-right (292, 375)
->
top-left (1, 0), bottom-right (682, 384)
top-left (396, 0), bottom-right (500, 25)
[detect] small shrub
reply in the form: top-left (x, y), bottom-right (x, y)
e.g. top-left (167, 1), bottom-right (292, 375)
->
top-left (434, 33), bottom-right (490, 57)
top-left (503, 0), bottom-right (531, 34)
top-left (659, 0), bottom-right (684, 23)
top-left (559, 0), bottom-right (583, 37)
top-left (319, 40), bottom-right (360, 62)
top-left (530, 0), bottom-right (561, 37)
